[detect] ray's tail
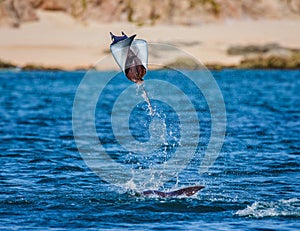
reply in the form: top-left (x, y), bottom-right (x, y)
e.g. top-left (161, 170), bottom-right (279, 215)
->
top-left (138, 83), bottom-right (154, 116)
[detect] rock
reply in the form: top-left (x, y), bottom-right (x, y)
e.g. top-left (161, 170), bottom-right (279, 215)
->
top-left (205, 63), bottom-right (233, 70)
top-left (264, 48), bottom-right (292, 59)
top-left (228, 43), bottom-right (300, 69)
top-left (22, 63), bottom-right (62, 71)
top-left (239, 51), bottom-right (300, 69)
top-left (0, 0), bottom-right (38, 27)
top-left (39, 0), bottom-right (68, 11)
top-left (1, 0), bottom-right (300, 27)
top-left (227, 43), bottom-right (282, 55)
top-left (0, 59), bottom-right (16, 68)
top-left (287, 0), bottom-right (300, 14)
top-left (164, 57), bottom-right (202, 70)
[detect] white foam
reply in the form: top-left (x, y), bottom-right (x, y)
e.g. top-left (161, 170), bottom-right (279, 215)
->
top-left (236, 198), bottom-right (300, 218)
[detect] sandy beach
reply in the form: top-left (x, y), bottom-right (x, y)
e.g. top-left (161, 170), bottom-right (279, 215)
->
top-left (1, 10), bottom-right (300, 70)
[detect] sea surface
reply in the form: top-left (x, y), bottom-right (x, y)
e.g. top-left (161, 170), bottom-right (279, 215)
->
top-left (0, 69), bottom-right (299, 230)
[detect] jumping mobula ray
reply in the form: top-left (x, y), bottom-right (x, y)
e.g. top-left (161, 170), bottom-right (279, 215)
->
top-left (110, 32), bottom-right (148, 84)
top-left (110, 32), bottom-right (154, 114)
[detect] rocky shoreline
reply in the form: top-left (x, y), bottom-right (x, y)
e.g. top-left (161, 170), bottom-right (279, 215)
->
top-left (1, 0), bottom-right (300, 28)
top-left (1, 1), bottom-right (300, 71)
top-left (2, 43), bottom-right (299, 71)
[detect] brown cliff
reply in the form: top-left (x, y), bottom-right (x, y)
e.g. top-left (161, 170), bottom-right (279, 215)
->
top-left (1, 0), bottom-right (300, 27)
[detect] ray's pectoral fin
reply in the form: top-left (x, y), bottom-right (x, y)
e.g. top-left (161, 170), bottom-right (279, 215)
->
top-left (110, 31), bottom-right (129, 45)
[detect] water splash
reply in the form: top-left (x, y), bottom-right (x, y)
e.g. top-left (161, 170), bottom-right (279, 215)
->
top-left (236, 198), bottom-right (300, 218)
top-left (137, 83), bottom-right (154, 116)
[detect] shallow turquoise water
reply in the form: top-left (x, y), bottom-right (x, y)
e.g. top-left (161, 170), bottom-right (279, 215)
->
top-left (0, 70), bottom-right (299, 230)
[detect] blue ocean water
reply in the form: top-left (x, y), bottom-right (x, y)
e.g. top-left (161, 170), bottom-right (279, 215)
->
top-left (0, 69), bottom-right (299, 230)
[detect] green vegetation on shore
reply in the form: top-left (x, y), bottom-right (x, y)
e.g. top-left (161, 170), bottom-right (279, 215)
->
top-left (1, 59), bottom-right (299, 71)
top-left (22, 64), bottom-right (62, 71)
top-left (0, 60), bottom-right (63, 71)
top-left (164, 50), bottom-right (300, 70)
top-left (0, 59), bottom-right (16, 69)
top-left (239, 53), bottom-right (300, 69)
top-left (228, 43), bottom-right (300, 70)
top-left (164, 57), bottom-right (202, 70)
